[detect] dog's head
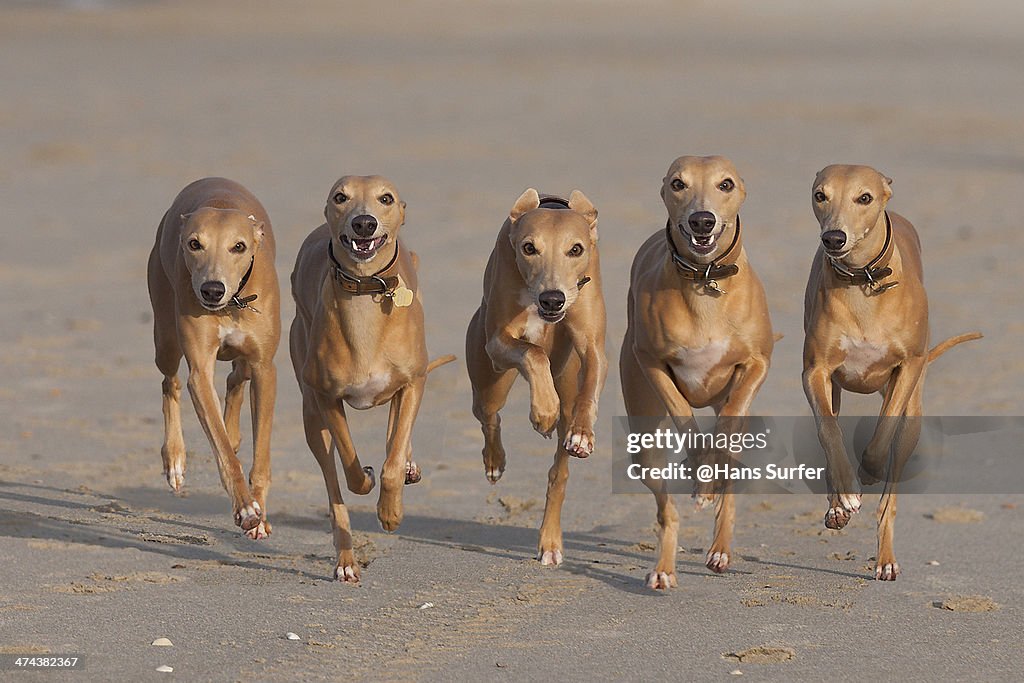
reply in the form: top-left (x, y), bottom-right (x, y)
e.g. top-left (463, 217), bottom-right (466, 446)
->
top-left (812, 165), bottom-right (893, 259)
top-left (661, 155), bottom-right (746, 263)
top-left (180, 208), bottom-right (265, 311)
top-left (508, 188), bottom-right (598, 324)
top-left (324, 175), bottom-right (406, 265)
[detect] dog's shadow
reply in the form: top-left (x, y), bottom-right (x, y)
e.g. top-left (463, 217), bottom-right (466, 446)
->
top-left (0, 479), bottom-right (864, 593)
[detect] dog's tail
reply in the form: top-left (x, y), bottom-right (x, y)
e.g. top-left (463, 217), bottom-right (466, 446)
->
top-left (427, 354), bottom-right (458, 373)
top-left (773, 332), bottom-right (784, 343)
top-left (928, 332), bottom-right (983, 363)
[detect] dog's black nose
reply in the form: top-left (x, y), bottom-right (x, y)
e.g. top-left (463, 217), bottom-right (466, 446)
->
top-left (538, 290), bottom-right (566, 313)
top-left (200, 281), bottom-right (226, 303)
top-left (687, 211), bottom-right (716, 235)
top-left (821, 230), bottom-right (847, 251)
top-left (351, 215), bottom-right (378, 237)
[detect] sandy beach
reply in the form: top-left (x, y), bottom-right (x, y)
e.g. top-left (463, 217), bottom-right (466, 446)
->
top-left (1, 1), bottom-right (1022, 679)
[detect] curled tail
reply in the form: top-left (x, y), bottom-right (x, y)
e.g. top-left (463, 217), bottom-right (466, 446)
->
top-left (426, 354), bottom-right (457, 373)
top-left (928, 332), bottom-right (982, 363)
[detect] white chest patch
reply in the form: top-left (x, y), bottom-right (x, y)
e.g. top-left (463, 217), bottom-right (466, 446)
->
top-left (218, 323), bottom-right (248, 349)
top-left (669, 340), bottom-right (729, 392)
top-left (838, 335), bottom-right (888, 377)
top-left (345, 373), bottom-right (392, 410)
top-left (522, 306), bottom-right (546, 344)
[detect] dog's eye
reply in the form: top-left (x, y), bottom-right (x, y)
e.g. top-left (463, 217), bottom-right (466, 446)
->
top-left (857, 193), bottom-right (873, 205)
top-left (231, 242), bottom-right (247, 253)
top-left (718, 178), bottom-right (735, 192)
top-left (814, 191), bottom-right (828, 203)
top-left (333, 192), bottom-right (348, 204)
top-left (568, 243), bottom-right (584, 257)
top-left (522, 242), bottom-right (537, 256)
top-left (379, 193), bottom-right (394, 206)
top-left (670, 179), bottom-right (686, 192)
top-left (187, 239), bottom-right (202, 251)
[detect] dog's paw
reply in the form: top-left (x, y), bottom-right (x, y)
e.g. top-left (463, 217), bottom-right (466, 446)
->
top-left (706, 549), bottom-right (730, 574)
top-left (334, 563), bottom-right (360, 584)
top-left (163, 462), bottom-right (185, 493)
top-left (244, 520), bottom-right (269, 540)
top-left (529, 385), bottom-right (560, 437)
top-left (537, 548), bottom-right (563, 567)
top-left (874, 560), bottom-right (901, 581)
top-left (234, 501), bottom-right (263, 532)
top-left (824, 505), bottom-right (852, 530)
top-left (563, 424), bottom-right (595, 458)
top-left (377, 492), bottom-right (403, 532)
top-left (530, 405), bottom-right (559, 438)
top-left (645, 570), bottom-right (677, 590)
top-left (404, 460), bottom-right (421, 485)
top-left (858, 461), bottom-right (882, 486)
top-left (485, 464), bottom-right (504, 484)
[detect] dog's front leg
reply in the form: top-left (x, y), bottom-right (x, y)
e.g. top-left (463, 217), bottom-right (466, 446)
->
top-left (802, 364), bottom-right (861, 528)
top-left (314, 391), bottom-right (376, 496)
top-left (633, 347), bottom-right (700, 434)
top-left (378, 375), bottom-right (426, 531)
top-left (562, 331), bottom-right (608, 457)
top-left (245, 358), bottom-right (276, 539)
top-left (486, 331), bottom-right (559, 436)
top-left (185, 353), bottom-right (260, 532)
top-left (702, 356), bottom-right (770, 573)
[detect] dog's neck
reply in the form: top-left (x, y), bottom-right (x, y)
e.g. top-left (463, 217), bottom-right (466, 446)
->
top-left (826, 211), bottom-right (899, 294)
top-left (664, 215), bottom-right (742, 293)
top-left (327, 238), bottom-right (403, 296)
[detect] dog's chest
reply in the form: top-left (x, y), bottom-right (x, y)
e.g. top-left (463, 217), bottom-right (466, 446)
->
top-left (521, 306), bottom-right (548, 344)
top-left (669, 340), bottom-right (730, 393)
top-left (218, 322), bottom-right (249, 351)
top-left (344, 372), bottom-right (394, 410)
top-left (837, 335), bottom-right (891, 379)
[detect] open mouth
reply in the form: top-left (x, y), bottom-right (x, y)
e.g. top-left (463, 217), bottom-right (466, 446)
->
top-left (537, 309), bottom-right (566, 323)
top-left (682, 228), bottom-right (718, 255)
top-left (342, 234), bottom-right (388, 257)
top-left (824, 247), bottom-right (851, 259)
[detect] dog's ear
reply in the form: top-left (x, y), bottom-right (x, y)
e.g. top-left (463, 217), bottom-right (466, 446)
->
top-left (180, 212), bottom-right (192, 224)
top-left (509, 188), bottom-right (540, 223)
top-left (882, 173), bottom-right (894, 199)
top-left (248, 215), bottom-right (266, 244)
top-left (568, 190), bottom-right (599, 241)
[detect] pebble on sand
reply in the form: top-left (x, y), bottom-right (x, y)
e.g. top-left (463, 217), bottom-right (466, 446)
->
top-left (156, 665), bottom-right (173, 673)
top-left (285, 632), bottom-right (301, 641)
top-left (418, 602), bottom-right (434, 610)
top-left (151, 638), bottom-right (173, 647)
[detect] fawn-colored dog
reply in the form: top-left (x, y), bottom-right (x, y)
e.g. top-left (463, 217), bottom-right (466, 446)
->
top-left (147, 177), bottom-right (280, 539)
top-left (803, 164), bottom-right (981, 580)
top-left (620, 156), bottom-right (775, 589)
top-left (466, 189), bottom-right (608, 566)
top-left (290, 175), bottom-right (453, 582)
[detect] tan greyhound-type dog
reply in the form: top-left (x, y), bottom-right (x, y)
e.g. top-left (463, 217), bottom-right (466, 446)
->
top-left (147, 177), bottom-right (280, 539)
top-left (466, 189), bottom-right (608, 566)
top-left (290, 175), bottom-right (453, 583)
top-left (803, 164), bottom-right (981, 580)
top-left (620, 156), bottom-right (775, 589)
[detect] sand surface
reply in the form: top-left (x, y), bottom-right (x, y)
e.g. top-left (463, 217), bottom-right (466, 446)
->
top-left (1, 1), bottom-right (1022, 680)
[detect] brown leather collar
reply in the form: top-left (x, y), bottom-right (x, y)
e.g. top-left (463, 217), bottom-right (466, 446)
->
top-left (228, 255), bottom-right (260, 312)
top-left (665, 215), bottom-right (742, 291)
top-left (827, 212), bottom-right (898, 294)
top-left (328, 239), bottom-right (403, 295)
